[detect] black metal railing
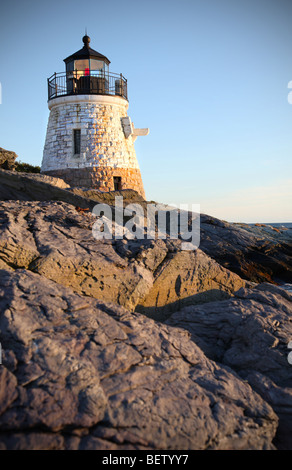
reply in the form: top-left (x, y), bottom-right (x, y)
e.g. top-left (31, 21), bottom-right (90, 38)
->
top-left (48, 71), bottom-right (128, 101)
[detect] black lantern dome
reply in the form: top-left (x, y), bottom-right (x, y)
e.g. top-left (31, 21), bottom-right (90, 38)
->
top-left (64, 35), bottom-right (111, 76)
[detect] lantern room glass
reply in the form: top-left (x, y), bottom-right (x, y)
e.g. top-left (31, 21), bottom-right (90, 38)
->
top-left (66, 59), bottom-right (108, 78)
top-left (75, 59), bottom-right (90, 76)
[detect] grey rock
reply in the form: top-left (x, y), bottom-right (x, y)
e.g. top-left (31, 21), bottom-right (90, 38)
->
top-left (200, 214), bottom-right (292, 284)
top-left (0, 169), bottom-right (102, 208)
top-left (166, 283), bottom-right (292, 449)
top-left (0, 148), bottom-right (17, 170)
top-left (0, 200), bottom-right (247, 313)
top-left (0, 175), bottom-right (291, 449)
top-left (136, 247), bottom-right (247, 321)
top-left (0, 200), bottom-right (153, 311)
top-left (0, 167), bottom-right (290, 286)
top-left (0, 268), bottom-right (278, 450)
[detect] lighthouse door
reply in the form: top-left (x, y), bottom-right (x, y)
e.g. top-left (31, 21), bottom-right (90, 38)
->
top-left (113, 176), bottom-right (122, 191)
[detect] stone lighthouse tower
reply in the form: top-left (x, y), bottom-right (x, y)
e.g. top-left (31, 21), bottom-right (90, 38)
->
top-left (41, 35), bottom-right (148, 198)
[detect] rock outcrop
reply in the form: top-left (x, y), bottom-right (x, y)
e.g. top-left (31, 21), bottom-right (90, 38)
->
top-left (0, 148), bottom-right (17, 170)
top-left (200, 214), bottom-right (292, 284)
top-left (0, 169), bottom-right (291, 450)
top-left (136, 248), bottom-right (247, 321)
top-left (166, 284), bottom-right (292, 449)
top-left (0, 169), bottom-right (100, 207)
top-left (0, 200), bottom-right (247, 313)
top-left (0, 268), bottom-right (278, 450)
top-left (0, 167), bottom-right (291, 286)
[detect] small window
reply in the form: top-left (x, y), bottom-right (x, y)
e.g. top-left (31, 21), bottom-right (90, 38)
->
top-left (74, 59), bottom-right (90, 72)
top-left (113, 176), bottom-right (122, 191)
top-left (66, 60), bottom-right (74, 73)
top-left (90, 59), bottom-right (104, 71)
top-left (74, 129), bottom-right (81, 155)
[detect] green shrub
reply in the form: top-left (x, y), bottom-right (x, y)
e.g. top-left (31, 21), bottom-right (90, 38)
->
top-left (15, 161), bottom-right (41, 173)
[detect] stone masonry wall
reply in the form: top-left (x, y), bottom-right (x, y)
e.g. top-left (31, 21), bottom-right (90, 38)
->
top-left (41, 95), bottom-right (145, 197)
top-left (42, 95), bottom-right (146, 184)
top-left (42, 95), bottom-right (139, 170)
top-left (45, 166), bottom-right (145, 198)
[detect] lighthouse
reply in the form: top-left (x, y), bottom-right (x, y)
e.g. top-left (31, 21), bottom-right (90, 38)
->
top-left (41, 35), bottom-right (148, 198)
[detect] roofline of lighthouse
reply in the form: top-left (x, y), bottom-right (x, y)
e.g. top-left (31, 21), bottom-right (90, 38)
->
top-left (63, 47), bottom-right (111, 65)
top-left (47, 93), bottom-right (129, 110)
top-left (63, 35), bottom-right (111, 65)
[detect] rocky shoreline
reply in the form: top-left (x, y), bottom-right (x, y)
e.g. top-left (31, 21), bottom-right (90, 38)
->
top-left (0, 169), bottom-right (291, 450)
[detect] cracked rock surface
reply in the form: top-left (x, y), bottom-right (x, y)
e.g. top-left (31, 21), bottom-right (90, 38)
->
top-left (0, 269), bottom-right (278, 450)
top-left (0, 201), bottom-right (247, 313)
top-left (0, 173), bottom-right (291, 450)
top-left (199, 214), bottom-right (292, 284)
top-left (166, 284), bottom-right (292, 449)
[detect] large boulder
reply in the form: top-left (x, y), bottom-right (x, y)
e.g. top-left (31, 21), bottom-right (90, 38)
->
top-left (0, 268), bottom-right (278, 450)
top-left (135, 247), bottom-right (247, 321)
top-left (0, 169), bottom-right (100, 207)
top-left (166, 283), bottom-right (292, 449)
top-left (0, 200), bottom-right (247, 313)
top-left (200, 214), bottom-right (292, 284)
top-left (0, 148), bottom-right (17, 170)
top-left (0, 200), bottom-right (152, 312)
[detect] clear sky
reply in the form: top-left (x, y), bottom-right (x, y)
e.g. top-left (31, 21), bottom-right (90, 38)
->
top-left (0, 0), bottom-right (292, 223)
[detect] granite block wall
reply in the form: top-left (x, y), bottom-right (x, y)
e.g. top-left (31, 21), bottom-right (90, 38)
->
top-left (41, 95), bottom-right (145, 198)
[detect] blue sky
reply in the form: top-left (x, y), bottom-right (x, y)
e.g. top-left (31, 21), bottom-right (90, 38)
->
top-left (0, 0), bottom-right (292, 222)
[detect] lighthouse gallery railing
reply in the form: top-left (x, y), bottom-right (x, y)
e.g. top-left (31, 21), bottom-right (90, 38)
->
top-left (47, 71), bottom-right (128, 101)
